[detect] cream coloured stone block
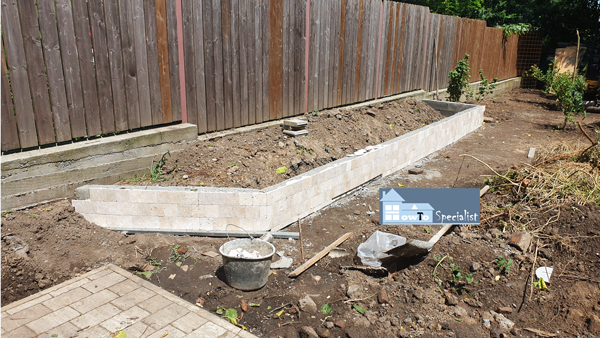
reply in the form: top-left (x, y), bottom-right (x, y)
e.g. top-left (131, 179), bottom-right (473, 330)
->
top-left (253, 193), bottom-right (267, 206)
top-left (197, 218), bottom-right (214, 231)
top-left (90, 214), bottom-right (106, 226)
top-left (225, 193), bottom-right (239, 206)
top-left (238, 218), bottom-right (254, 231)
top-left (162, 204), bottom-right (178, 217)
top-left (245, 206), bottom-right (260, 219)
top-left (219, 205), bottom-right (235, 218)
top-left (72, 200), bottom-right (95, 214)
top-left (137, 204), bottom-right (165, 217)
top-left (258, 206), bottom-right (269, 219)
top-left (130, 190), bottom-right (157, 203)
top-left (239, 192), bottom-right (254, 206)
top-left (214, 218), bottom-right (238, 231)
top-left (104, 215), bottom-right (132, 229)
top-left (132, 216), bottom-right (160, 229)
top-left (205, 205), bottom-right (219, 218)
top-left (160, 217), bottom-right (199, 230)
top-left (89, 188), bottom-right (115, 202)
top-left (161, 191), bottom-right (198, 205)
top-left (198, 192), bottom-right (227, 205)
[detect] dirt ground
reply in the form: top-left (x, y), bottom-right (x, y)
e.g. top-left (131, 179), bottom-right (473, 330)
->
top-left (117, 99), bottom-right (443, 189)
top-left (2, 89), bottom-right (600, 338)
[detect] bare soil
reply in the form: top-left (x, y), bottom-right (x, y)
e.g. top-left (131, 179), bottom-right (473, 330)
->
top-left (3, 89), bottom-right (600, 338)
top-left (117, 100), bottom-right (443, 189)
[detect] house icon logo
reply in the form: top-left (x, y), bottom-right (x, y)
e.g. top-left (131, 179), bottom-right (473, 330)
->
top-left (379, 189), bottom-right (435, 224)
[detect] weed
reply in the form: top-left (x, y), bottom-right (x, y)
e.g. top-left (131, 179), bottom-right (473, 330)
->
top-left (215, 308), bottom-right (246, 329)
top-left (465, 70), bottom-right (498, 102)
top-left (168, 245), bottom-right (189, 263)
top-left (1, 209), bottom-right (13, 217)
top-left (495, 255), bottom-right (513, 275)
top-left (424, 227), bottom-right (431, 234)
top-left (30, 214), bottom-right (37, 218)
top-left (447, 54), bottom-right (470, 102)
top-left (228, 163), bottom-right (237, 167)
top-left (313, 109), bottom-right (319, 116)
top-left (533, 277), bottom-right (548, 290)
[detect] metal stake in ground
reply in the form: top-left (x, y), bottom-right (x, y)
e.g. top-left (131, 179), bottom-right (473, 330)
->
top-left (298, 218), bottom-right (305, 263)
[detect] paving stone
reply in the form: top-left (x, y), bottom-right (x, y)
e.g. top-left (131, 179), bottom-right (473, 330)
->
top-left (2, 304), bottom-right (53, 332)
top-left (70, 289), bottom-right (118, 314)
top-left (111, 286), bottom-right (156, 311)
top-left (100, 305), bottom-right (151, 332)
top-left (121, 320), bottom-right (155, 338)
top-left (142, 303), bottom-right (189, 330)
top-left (5, 294), bottom-right (53, 315)
top-left (43, 287), bottom-right (91, 311)
top-left (1, 325), bottom-right (37, 338)
top-left (147, 325), bottom-right (186, 338)
top-left (138, 294), bottom-right (173, 313)
top-left (49, 278), bottom-right (91, 297)
top-left (26, 306), bottom-right (79, 334)
top-left (75, 325), bottom-right (112, 338)
top-left (108, 278), bottom-right (141, 296)
top-left (172, 312), bottom-right (208, 333)
top-left (185, 321), bottom-right (228, 337)
top-left (87, 268), bottom-right (112, 281)
top-left (81, 272), bottom-right (126, 293)
top-left (70, 303), bottom-right (122, 329)
top-left (37, 321), bottom-right (79, 338)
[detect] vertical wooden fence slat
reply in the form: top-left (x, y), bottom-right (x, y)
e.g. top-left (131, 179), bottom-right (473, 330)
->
top-left (293, 0), bottom-right (304, 115)
top-left (212, 0), bottom-right (225, 129)
top-left (337, 0), bottom-right (346, 106)
top-left (254, 0), bottom-right (264, 122)
top-left (88, 0), bottom-right (116, 134)
top-left (103, 0), bottom-right (129, 132)
top-left (270, 0), bottom-right (284, 119)
top-left (261, 0), bottom-right (271, 122)
top-left (329, 0), bottom-right (340, 109)
top-left (222, 0), bottom-right (234, 128)
top-left (399, 4), bottom-right (413, 93)
top-left (72, 0), bottom-right (102, 136)
top-left (308, 0), bottom-right (319, 112)
top-left (239, 0), bottom-right (249, 125)
top-left (17, 0), bottom-right (56, 144)
top-left (117, 0), bottom-right (141, 130)
top-left (182, 0), bottom-right (197, 127)
top-left (247, 0), bottom-right (257, 124)
top-left (37, 0), bottom-right (72, 141)
top-left (55, 0), bottom-right (87, 138)
top-left (132, 0), bottom-right (152, 127)
top-left (156, 0), bottom-right (173, 123)
top-left (165, 0), bottom-right (182, 122)
top-left (143, 0), bottom-right (163, 126)
top-left (376, 2), bottom-right (389, 98)
top-left (394, 3), bottom-right (405, 94)
top-left (1, 40), bottom-right (21, 151)
top-left (202, 0), bottom-right (216, 130)
top-left (367, 0), bottom-right (379, 99)
top-left (354, 0), bottom-right (364, 102)
top-left (282, 0), bottom-right (290, 117)
top-left (231, 0), bottom-right (241, 127)
top-left (342, 0), bottom-right (357, 105)
top-left (193, 0), bottom-right (208, 132)
top-left (321, 0), bottom-right (331, 109)
top-left (383, 1), bottom-right (395, 96)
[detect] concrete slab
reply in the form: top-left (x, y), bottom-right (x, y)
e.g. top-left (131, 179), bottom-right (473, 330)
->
top-left (1, 264), bottom-right (257, 338)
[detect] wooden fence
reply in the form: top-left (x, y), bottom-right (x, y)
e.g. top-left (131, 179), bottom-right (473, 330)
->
top-left (1, 0), bottom-right (519, 152)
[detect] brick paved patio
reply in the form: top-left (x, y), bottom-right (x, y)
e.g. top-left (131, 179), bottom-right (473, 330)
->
top-left (1, 264), bottom-right (257, 338)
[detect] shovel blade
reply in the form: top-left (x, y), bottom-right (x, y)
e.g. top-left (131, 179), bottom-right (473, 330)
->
top-left (384, 239), bottom-right (434, 258)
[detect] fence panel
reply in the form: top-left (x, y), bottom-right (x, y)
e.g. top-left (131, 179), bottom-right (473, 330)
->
top-left (1, 0), bottom-right (526, 152)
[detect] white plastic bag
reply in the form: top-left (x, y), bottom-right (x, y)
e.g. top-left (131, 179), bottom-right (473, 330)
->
top-left (357, 231), bottom-right (406, 267)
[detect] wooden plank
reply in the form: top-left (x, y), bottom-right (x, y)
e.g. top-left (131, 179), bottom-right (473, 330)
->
top-left (212, 0), bottom-right (225, 130)
top-left (17, 0), bottom-right (56, 144)
top-left (54, 0), bottom-right (87, 137)
top-left (37, 0), bottom-right (72, 141)
top-left (342, 0), bottom-right (357, 105)
top-left (293, 0), bottom-right (305, 115)
top-left (289, 232), bottom-right (353, 278)
top-left (308, 0), bottom-right (319, 112)
top-left (366, 0), bottom-right (379, 99)
top-left (384, 2), bottom-right (395, 96)
top-left (102, 0), bottom-right (129, 132)
top-left (221, 0), bottom-right (234, 128)
top-left (320, 0), bottom-right (331, 109)
top-left (143, 0), bottom-right (163, 126)
top-left (329, 0), bottom-right (340, 109)
top-left (354, 0), bottom-right (364, 102)
top-left (270, 0), bottom-right (284, 119)
top-left (71, 0), bottom-right (102, 136)
top-left (239, 0), bottom-right (249, 125)
top-left (1, 40), bottom-right (20, 151)
top-left (89, 0), bottom-right (116, 134)
top-left (261, 0), bottom-right (271, 122)
top-left (282, 0), bottom-right (290, 117)
top-left (398, 3), bottom-right (410, 93)
top-left (155, 0), bottom-right (173, 123)
top-left (182, 0), bottom-right (198, 127)
top-left (165, 0), bottom-right (182, 122)
top-left (393, 3), bottom-right (404, 94)
top-left (202, 0), bottom-right (216, 131)
top-left (254, 0), bottom-right (264, 122)
top-left (231, 0), bottom-right (241, 127)
top-left (116, 0), bottom-right (141, 130)
top-left (132, 0), bottom-right (152, 127)
top-left (337, 0), bottom-right (346, 105)
top-left (194, 0), bottom-right (208, 132)
top-left (246, 0), bottom-right (256, 124)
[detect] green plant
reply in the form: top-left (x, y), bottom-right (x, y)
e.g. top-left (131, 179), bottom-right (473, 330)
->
top-left (150, 151), bottom-right (170, 182)
top-left (1, 209), bottom-right (12, 217)
top-left (528, 63), bottom-right (587, 129)
top-left (465, 69), bottom-right (498, 101)
top-left (313, 109), bottom-right (319, 116)
top-left (424, 227), bottom-right (431, 234)
top-left (215, 308), bottom-right (246, 329)
top-left (320, 304), bottom-right (332, 315)
top-left (447, 54), bottom-right (471, 102)
top-left (168, 245), bottom-right (189, 263)
top-left (533, 277), bottom-right (548, 290)
top-left (495, 255), bottom-right (513, 275)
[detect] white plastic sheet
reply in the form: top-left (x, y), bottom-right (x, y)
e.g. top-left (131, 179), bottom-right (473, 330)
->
top-left (357, 231), bottom-right (407, 267)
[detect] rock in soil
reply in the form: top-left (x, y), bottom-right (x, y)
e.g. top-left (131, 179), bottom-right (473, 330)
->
top-left (408, 168), bottom-right (424, 175)
top-left (316, 327), bottom-right (330, 338)
top-left (508, 231), bottom-right (532, 252)
top-left (347, 284), bottom-right (363, 299)
top-left (445, 293), bottom-right (458, 306)
top-left (589, 314), bottom-right (600, 334)
top-left (299, 326), bottom-right (319, 338)
top-left (497, 306), bottom-right (512, 314)
top-left (298, 295), bottom-right (318, 313)
top-left (491, 311), bottom-right (515, 330)
top-left (378, 288), bottom-right (390, 304)
top-left (334, 319), bottom-right (347, 328)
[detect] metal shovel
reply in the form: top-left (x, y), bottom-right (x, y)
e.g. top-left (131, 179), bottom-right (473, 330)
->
top-left (383, 223), bottom-right (454, 258)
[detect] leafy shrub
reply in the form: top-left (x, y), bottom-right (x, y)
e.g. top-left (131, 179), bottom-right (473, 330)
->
top-left (528, 63), bottom-right (587, 128)
top-left (465, 69), bottom-right (498, 102)
top-left (447, 54), bottom-right (471, 102)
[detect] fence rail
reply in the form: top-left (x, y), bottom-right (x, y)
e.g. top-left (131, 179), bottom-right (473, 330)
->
top-left (1, 0), bottom-right (525, 152)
